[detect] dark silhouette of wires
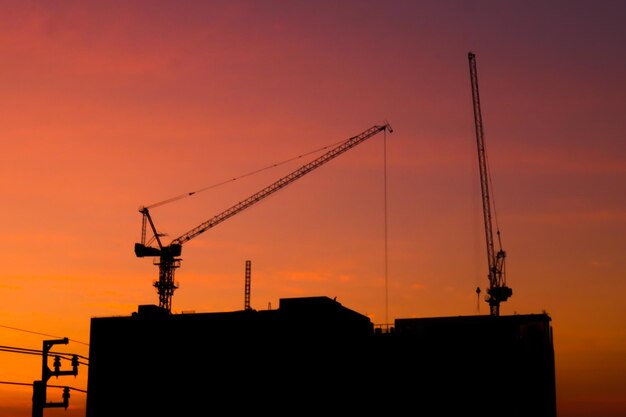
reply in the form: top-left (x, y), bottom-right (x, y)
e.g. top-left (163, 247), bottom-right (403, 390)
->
top-left (0, 323), bottom-right (89, 346)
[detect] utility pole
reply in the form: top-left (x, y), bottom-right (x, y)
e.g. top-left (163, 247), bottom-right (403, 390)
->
top-left (32, 338), bottom-right (79, 417)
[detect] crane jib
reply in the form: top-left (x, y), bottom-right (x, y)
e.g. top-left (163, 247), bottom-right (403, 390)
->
top-left (171, 123), bottom-right (392, 245)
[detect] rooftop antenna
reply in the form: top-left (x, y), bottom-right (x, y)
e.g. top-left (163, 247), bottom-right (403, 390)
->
top-left (244, 260), bottom-right (252, 310)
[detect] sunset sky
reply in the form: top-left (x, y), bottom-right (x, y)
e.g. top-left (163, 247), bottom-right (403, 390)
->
top-left (1, 1), bottom-right (625, 416)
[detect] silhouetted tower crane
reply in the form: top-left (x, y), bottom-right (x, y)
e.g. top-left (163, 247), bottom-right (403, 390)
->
top-left (135, 123), bottom-right (393, 312)
top-left (468, 52), bottom-right (512, 316)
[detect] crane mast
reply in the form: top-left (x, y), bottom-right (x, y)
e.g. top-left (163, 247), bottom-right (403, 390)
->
top-left (135, 122), bottom-right (393, 313)
top-left (468, 52), bottom-right (512, 316)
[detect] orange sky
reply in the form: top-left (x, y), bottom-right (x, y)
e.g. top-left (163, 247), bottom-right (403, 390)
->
top-left (1, 1), bottom-right (625, 416)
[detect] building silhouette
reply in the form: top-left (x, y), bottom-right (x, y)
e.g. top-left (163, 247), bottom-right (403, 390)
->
top-left (86, 296), bottom-right (555, 416)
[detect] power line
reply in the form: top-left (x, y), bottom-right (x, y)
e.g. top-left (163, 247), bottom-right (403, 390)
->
top-left (0, 324), bottom-right (89, 346)
top-left (0, 381), bottom-right (87, 394)
top-left (48, 384), bottom-right (87, 394)
top-left (0, 380), bottom-right (32, 387)
top-left (0, 345), bottom-right (89, 363)
top-left (0, 344), bottom-right (41, 356)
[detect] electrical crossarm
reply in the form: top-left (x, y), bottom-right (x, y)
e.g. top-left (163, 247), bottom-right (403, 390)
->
top-left (135, 122), bottom-right (393, 313)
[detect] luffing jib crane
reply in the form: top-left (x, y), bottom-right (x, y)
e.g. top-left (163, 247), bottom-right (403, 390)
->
top-left (135, 122), bottom-right (393, 313)
top-left (468, 51), bottom-right (512, 316)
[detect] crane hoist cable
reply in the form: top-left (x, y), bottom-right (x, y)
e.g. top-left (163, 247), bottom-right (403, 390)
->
top-left (135, 122), bottom-right (393, 313)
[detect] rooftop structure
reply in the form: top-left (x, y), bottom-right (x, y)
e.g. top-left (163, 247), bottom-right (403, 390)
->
top-left (86, 296), bottom-right (555, 416)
